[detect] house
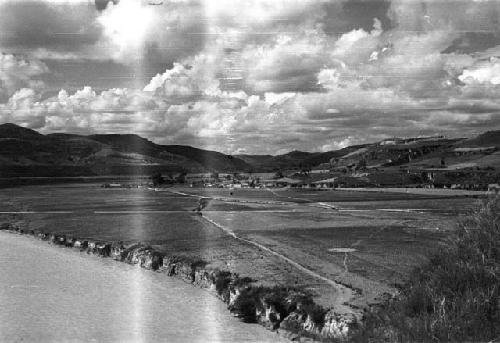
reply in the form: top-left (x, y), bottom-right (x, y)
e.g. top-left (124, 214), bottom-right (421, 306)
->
top-left (453, 147), bottom-right (496, 156)
top-left (310, 169), bottom-right (330, 174)
top-left (488, 183), bottom-right (500, 193)
top-left (262, 177), bottom-right (302, 188)
top-left (313, 177), bottom-right (338, 189)
top-left (102, 183), bottom-right (122, 188)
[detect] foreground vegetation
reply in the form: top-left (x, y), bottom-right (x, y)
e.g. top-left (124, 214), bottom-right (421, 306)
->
top-left (353, 196), bottom-right (500, 342)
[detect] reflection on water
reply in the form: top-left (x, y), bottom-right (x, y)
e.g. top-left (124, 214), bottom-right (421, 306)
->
top-left (0, 232), bottom-right (283, 343)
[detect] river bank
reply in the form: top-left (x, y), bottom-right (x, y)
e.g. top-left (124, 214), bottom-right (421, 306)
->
top-left (0, 230), bottom-right (288, 343)
top-left (0, 224), bottom-right (357, 342)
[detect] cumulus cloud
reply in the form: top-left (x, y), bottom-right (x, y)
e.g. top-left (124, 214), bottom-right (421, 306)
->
top-left (3, 0), bottom-right (500, 153)
top-left (459, 58), bottom-right (500, 85)
top-left (143, 56), bottom-right (222, 99)
top-left (0, 54), bottom-right (48, 102)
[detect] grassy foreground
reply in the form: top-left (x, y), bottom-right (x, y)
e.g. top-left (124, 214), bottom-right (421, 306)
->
top-left (352, 196), bottom-right (500, 342)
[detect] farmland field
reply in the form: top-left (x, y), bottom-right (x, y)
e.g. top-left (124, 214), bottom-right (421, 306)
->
top-left (0, 183), bottom-right (485, 310)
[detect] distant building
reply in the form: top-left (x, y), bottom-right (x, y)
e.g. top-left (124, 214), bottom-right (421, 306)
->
top-left (488, 183), bottom-right (500, 193)
top-left (102, 183), bottom-right (122, 188)
top-left (313, 177), bottom-right (338, 188)
top-left (380, 140), bottom-right (397, 146)
top-left (453, 147), bottom-right (496, 156)
top-left (262, 177), bottom-right (302, 188)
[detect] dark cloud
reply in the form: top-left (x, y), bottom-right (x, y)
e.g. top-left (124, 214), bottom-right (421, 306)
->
top-left (443, 33), bottom-right (500, 55)
top-left (0, 1), bottom-right (101, 52)
top-left (2, 0), bottom-right (500, 154)
top-left (95, 0), bottom-right (119, 11)
top-left (323, 0), bottom-right (393, 34)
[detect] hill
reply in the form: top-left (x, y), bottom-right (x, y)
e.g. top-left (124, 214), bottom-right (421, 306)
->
top-left (2, 123), bottom-right (500, 178)
top-left (458, 130), bottom-right (500, 148)
top-left (0, 123), bottom-right (251, 177)
top-left (236, 146), bottom-right (366, 172)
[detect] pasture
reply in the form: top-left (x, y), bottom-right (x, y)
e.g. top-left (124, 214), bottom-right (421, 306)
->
top-left (0, 183), bottom-right (483, 310)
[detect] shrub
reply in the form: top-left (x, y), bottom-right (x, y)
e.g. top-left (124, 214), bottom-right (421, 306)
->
top-left (233, 276), bottom-right (254, 287)
top-left (353, 196), bottom-right (500, 342)
top-left (189, 258), bottom-right (207, 270)
top-left (215, 270), bottom-right (233, 297)
top-left (230, 286), bottom-right (264, 322)
top-left (262, 287), bottom-right (295, 320)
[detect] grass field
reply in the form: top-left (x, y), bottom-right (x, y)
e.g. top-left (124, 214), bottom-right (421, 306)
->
top-left (0, 183), bottom-right (484, 311)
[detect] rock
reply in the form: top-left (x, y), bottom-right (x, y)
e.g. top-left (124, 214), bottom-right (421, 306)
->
top-left (74, 239), bottom-right (88, 250)
top-left (126, 245), bottom-right (148, 265)
top-left (280, 312), bottom-right (306, 334)
top-left (176, 262), bottom-right (195, 282)
top-left (140, 249), bottom-right (163, 271)
top-left (320, 310), bottom-right (356, 339)
top-left (255, 301), bottom-right (282, 330)
top-left (57, 235), bottom-right (66, 245)
top-left (194, 269), bottom-right (216, 289)
top-left (65, 237), bottom-right (76, 247)
top-left (87, 240), bottom-right (96, 253)
top-left (95, 242), bottom-right (111, 257)
top-left (111, 242), bottom-right (125, 260)
top-left (229, 287), bottom-right (242, 307)
top-left (50, 234), bottom-right (66, 245)
top-left (38, 232), bottom-right (50, 241)
top-left (163, 256), bottom-right (177, 276)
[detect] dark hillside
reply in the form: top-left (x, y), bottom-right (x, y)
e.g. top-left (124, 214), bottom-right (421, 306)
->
top-left (459, 130), bottom-right (500, 147)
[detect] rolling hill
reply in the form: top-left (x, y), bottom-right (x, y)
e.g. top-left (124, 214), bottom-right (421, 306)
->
top-left (0, 123), bottom-right (251, 177)
top-left (2, 123), bottom-right (500, 177)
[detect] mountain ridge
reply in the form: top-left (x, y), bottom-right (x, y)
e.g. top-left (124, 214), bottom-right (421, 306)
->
top-left (2, 123), bottom-right (500, 177)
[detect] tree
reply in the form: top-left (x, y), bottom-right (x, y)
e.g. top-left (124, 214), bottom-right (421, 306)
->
top-left (151, 172), bottom-right (164, 187)
top-left (441, 157), bottom-right (446, 167)
top-left (274, 170), bottom-right (284, 179)
top-left (176, 172), bottom-right (187, 184)
top-left (210, 172), bottom-right (219, 181)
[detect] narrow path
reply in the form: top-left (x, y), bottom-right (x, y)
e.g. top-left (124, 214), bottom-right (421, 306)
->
top-left (165, 188), bottom-right (357, 315)
top-left (201, 215), bottom-right (356, 314)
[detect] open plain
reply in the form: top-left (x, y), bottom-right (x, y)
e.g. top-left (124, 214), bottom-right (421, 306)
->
top-left (0, 183), bottom-right (483, 314)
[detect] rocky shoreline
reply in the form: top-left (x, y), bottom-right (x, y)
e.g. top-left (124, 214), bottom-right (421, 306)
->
top-left (0, 222), bottom-right (357, 342)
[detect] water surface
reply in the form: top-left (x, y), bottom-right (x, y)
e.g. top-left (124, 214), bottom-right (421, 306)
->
top-left (0, 232), bottom-right (284, 343)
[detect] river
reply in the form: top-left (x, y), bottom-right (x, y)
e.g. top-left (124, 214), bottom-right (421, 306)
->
top-left (0, 232), bottom-right (285, 343)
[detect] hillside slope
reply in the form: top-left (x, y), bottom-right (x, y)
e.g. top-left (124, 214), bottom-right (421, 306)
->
top-left (0, 124), bottom-right (251, 176)
top-left (3, 123), bottom-right (500, 177)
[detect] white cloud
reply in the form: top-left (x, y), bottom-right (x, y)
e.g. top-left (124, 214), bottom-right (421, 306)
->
top-left (4, 0), bottom-right (500, 154)
top-left (0, 54), bottom-right (48, 101)
top-left (459, 59), bottom-right (500, 85)
top-left (143, 56), bottom-right (221, 98)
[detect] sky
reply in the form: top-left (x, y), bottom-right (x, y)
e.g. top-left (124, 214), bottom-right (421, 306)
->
top-left (1, 0), bottom-right (500, 154)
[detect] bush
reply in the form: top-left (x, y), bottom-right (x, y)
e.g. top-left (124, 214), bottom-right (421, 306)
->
top-left (189, 258), bottom-right (207, 270)
top-left (262, 287), bottom-right (292, 320)
top-left (215, 270), bottom-right (233, 297)
top-left (354, 196), bottom-right (500, 342)
top-left (230, 286), bottom-right (264, 322)
top-left (232, 276), bottom-right (254, 287)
